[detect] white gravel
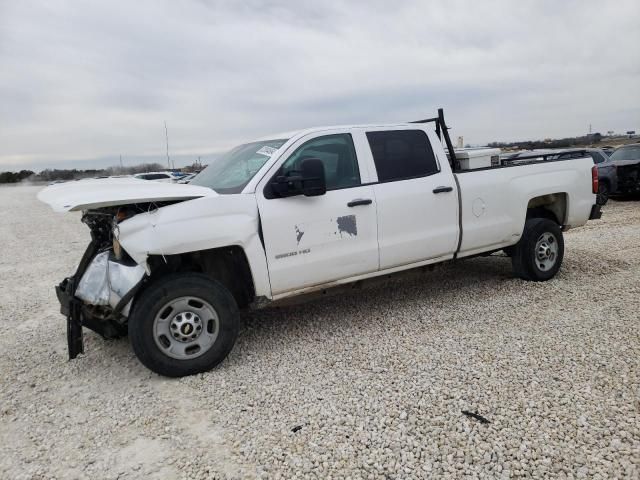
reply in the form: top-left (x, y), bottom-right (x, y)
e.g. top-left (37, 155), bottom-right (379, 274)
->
top-left (0, 185), bottom-right (639, 479)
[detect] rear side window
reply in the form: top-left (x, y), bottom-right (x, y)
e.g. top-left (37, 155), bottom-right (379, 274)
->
top-left (366, 130), bottom-right (438, 182)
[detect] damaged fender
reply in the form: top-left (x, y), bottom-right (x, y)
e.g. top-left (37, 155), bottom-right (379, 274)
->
top-left (117, 194), bottom-right (272, 298)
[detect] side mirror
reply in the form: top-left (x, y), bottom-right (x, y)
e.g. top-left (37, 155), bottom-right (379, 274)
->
top-left (270, 158), bottom-right (326, 198)
top-left (300, 158), bottom-right (326, 197)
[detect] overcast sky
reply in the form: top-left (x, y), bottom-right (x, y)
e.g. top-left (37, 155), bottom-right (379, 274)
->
top-left (1, 0), bottom-right (639, 170)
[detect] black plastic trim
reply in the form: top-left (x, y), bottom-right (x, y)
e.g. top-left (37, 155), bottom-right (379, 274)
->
top-left (452, 174), bottom-right (463, 259)
top-left (347, 199), bottom-right (373, 207)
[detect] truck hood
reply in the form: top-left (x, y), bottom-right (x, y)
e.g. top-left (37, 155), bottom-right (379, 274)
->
top-left (37, 177), bottom-right (215, 212)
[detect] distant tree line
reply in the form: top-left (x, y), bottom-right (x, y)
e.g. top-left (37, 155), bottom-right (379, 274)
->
top-left (36, 169), bottom-right (104, 182)
top-left (489, 133), bottom-right (602, 150)
top-left (103, 163), bottom-right (167, 176)
top-left (0, 162), bottom-right (177, 184)
top-left (0, 170), bottom-right (35, 183)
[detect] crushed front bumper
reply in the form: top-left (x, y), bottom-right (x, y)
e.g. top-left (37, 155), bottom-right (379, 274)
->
top-left (75, 251), bottom-right (145, 314)
top-left (56, 277), bottom-right (73, 317)
top-left (57, 276), bottom-right (85, 359)
top-left (56, 242), bottom-right (146, 360)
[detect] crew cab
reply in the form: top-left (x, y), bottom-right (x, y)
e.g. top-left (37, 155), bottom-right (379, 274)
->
top-left (38, 109), bottom-right (601, 377)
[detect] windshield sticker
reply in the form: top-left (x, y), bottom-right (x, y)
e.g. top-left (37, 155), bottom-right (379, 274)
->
top-left (256, 146), bottom-right (278, 157)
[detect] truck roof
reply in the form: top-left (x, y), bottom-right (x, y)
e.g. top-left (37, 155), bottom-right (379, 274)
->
top-left (255, 123), bottom-right (425, 141)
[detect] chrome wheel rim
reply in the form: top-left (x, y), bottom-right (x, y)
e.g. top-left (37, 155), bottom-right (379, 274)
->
top-left (535, 232), bottom-right (559, 271)
top-left (153, 296), bottom-right (219, 360)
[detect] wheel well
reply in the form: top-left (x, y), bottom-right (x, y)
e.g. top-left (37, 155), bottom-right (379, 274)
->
top-left (526, 193), bottom-right (567, 225)
top-left (146, 246), bottom-right (255, 308)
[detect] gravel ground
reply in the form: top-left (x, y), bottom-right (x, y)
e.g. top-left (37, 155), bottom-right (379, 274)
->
top-left (0, 185), bottom-right (639, 479)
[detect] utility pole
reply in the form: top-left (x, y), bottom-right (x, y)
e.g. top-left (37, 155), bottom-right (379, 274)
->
top-left (119, 154), bottom-right (123, 172)
top-left (164, 121), bottom-right (171, 169)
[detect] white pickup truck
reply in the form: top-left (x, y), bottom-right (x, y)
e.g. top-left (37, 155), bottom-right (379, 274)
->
top-left (39, 109), bottom-right (602, 377)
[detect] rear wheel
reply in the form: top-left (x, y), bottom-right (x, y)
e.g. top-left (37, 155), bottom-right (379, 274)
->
top-left (597, 182), bottom-right (609, 206)
top-left (511, 218), bottom-right (564, 281)
top-left (129, 273), bottom-right (239, 377)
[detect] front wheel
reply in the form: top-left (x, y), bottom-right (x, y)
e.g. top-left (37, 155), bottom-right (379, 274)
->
top-left (511, 218), bottom-right (564, 281)
top-left (129, 273), bottom-right (239, 377)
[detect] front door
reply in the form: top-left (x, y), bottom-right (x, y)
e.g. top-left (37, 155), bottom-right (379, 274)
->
top-left (256, 132), bottom-right (379, 296)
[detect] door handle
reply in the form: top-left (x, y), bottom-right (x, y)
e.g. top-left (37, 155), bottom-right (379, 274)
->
top-left (433, 186), bottom-right (453, 194)
top-left (347, 198), bottom-right (373, 207)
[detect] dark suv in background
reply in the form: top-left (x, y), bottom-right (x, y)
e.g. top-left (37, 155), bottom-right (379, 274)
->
top-left (551, 148), bottom-right (617, 205)
top-left (609, 144), bottom-right (640, 196)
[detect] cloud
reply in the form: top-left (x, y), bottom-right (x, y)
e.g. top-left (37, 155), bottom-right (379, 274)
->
top-left (1, 0), bottom-right (639, 169)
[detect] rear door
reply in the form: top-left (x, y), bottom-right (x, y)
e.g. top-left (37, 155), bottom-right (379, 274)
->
top-left (256, 131), bottom-right (379, 295)
top-left (364, 128), bottom-right (459, 269)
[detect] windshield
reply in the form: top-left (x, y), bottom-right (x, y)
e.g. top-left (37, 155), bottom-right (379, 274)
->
top-left (190, 139), bottom-right (288, 193)
top-left (610, 145), bottom-right (640, 161)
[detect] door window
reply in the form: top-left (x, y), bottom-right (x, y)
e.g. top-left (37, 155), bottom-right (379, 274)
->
top-left (366, 130), bottom-right (439, 182)
top-left (279, 134), bottom-right (361, 190)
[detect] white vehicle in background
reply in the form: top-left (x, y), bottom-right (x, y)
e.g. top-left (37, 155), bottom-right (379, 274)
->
top-left (38, 109), bottom-right (601, 377)
top-left (177, 172), bottom-right (198, 184)
top-left (133, 171), bottom-right (182, 183)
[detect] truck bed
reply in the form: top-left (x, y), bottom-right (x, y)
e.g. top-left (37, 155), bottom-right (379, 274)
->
top-left (452, 155), bottom-right (595, 258)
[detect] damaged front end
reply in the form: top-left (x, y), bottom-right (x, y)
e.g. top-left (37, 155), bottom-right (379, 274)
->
top-left (58, 207), bottom-right (148, 359)
top-left (37, 179), bottom-right (214, 360)
top-left (615, 162), bottom-right (640, 194)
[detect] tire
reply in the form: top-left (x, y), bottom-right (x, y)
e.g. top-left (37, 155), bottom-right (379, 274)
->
top-left (597, 182), bottom-right (609, 206)
top-left (511, 218), bottom-right (564, 282)
top-left (129, 273), bottom-right (239, 377)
